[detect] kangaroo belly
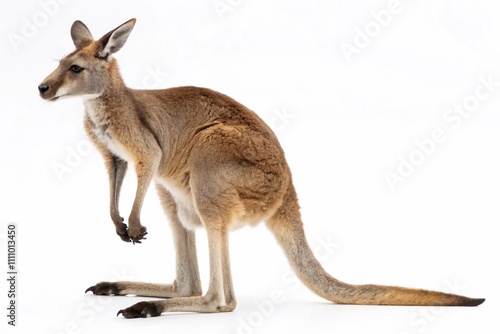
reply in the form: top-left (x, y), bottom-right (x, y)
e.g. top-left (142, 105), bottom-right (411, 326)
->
top-left (156, 177), bottom-right (203, 231)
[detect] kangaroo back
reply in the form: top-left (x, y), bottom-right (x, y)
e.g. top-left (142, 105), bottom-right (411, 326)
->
top-left (266, 183), bottom-right (485, 306)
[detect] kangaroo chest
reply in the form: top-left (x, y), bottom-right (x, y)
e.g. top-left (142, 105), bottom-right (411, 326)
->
top-left (85, 100), bottom-right (135, 164)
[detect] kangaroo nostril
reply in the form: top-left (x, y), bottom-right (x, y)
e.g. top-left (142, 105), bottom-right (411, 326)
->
top-left (38, 84), bottom-right (49, 94)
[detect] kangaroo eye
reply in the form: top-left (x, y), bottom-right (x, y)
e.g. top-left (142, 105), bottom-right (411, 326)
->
top-left (70, 65), bottom-right (83, 73)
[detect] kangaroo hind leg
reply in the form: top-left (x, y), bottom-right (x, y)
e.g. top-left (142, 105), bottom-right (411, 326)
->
top-left (117, 175), bottom-right (238, 318)
top-left (117, 218), bottom-right (236, 317)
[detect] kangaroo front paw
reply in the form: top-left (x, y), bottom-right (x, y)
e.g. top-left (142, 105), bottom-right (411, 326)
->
top-left (127, 225), bottom-right (148, 244)
top-left (117, 301), bottom-right (162, 318)
top-left (115, 222), bottom-right (132, 242)
top-left (85, 282), bottom-right (123, 295)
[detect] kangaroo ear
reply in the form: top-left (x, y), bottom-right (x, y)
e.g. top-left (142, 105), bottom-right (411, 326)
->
top-left (97, 18), bottom-right (136, 60)
top-left (71, 20), bottom-right (94, 48)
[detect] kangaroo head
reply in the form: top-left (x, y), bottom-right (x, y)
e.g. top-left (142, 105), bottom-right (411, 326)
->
top-left (38, 18), bottom-right (136, 101)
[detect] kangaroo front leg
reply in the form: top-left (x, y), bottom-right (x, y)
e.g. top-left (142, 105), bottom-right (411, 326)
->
top-left (84, 116), bottom-right (130, 242)
top-left (108, 155), bottom-right (129, 241)
top-left (126, 147), bottom-right (161, 244)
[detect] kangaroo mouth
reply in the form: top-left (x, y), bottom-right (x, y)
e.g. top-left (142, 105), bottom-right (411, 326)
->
top-left (49, 95), bottom-right (64, 101)
top-left (39, 93), bottom-right (61, 101)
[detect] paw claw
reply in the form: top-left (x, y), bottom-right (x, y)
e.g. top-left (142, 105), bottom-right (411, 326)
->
top-left (128, 225), bottom-right (147, 244)
top-left (115, 222), bottom-right (131, 242)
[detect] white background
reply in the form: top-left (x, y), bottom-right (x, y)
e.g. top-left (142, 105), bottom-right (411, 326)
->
top-left (0, 0), bottom-right (498, 333)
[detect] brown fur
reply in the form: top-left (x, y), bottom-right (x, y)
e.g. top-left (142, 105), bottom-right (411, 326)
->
top-left (38, 19), bottom-right (484, 318)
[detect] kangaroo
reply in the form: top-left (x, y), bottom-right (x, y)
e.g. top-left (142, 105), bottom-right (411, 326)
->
top-left (38, 19), bottom-right (484, 318)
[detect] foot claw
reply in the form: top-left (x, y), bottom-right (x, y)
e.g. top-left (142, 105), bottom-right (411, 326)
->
top-left (85, 282), bottom-right (121, 295)
top-left (85, 286), bottom-right (96, 294)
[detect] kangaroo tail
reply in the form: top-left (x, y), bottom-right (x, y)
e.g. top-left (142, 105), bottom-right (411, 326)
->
top-left (266, 187), bottom-right (485, 306)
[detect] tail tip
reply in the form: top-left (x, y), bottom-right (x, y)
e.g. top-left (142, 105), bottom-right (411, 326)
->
top-left (463, 297), bottom-right (485, 306)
